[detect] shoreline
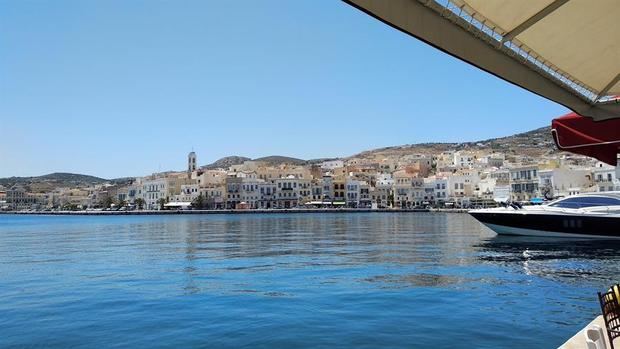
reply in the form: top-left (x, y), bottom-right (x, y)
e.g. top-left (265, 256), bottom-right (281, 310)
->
top-left (0, 208), bottom-right (470, 216)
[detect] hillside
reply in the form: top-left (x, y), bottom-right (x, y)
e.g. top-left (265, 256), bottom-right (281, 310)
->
top-left (0, 172), bottom-right (109, 193)
top-left (203, 156), bottom-right (251, 170)
top-left (202, 126), bottom-right (557, 169)
top-left (204, 155), bottom-right (335, 169)
top-left (349, 126), bottom-right (556, 160)
top-left (253, 155), bottom-right (306, 165)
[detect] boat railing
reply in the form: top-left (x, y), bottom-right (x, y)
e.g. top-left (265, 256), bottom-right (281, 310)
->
top-left (534, 204), bottom-right (620, 214)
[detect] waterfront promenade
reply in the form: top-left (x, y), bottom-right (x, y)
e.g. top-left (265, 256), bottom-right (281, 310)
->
top-left (0, 208), bottom-right (474, 215)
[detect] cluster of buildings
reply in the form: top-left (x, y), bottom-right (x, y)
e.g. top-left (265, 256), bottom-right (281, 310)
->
top-left (1, 150), bottom-right (619, 211)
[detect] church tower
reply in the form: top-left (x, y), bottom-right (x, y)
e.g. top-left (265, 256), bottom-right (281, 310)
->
top-left (188, 151), bottom-right (197, 177)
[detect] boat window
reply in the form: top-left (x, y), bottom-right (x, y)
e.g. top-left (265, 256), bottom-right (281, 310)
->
top-left (549, 196), bottom-right (620, 209)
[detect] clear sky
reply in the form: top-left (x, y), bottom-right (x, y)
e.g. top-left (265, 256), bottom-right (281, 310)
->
top-left (0, 0), bottom-right (569, 179)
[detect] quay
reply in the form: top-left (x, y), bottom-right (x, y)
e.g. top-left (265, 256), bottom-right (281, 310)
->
top-left (0, 208), bottom-right (474, 216)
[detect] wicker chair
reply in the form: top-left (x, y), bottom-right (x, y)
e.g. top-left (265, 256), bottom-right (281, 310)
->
top-left (598, 285), bottom-right (620, 349)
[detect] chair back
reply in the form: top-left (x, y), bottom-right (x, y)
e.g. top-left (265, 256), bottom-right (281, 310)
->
top-left (598, 285), bottom-right (620, 349)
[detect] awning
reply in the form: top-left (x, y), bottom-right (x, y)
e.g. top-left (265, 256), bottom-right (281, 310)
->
top-left (552, 112), bottom-right (620, 166)
top-left (344, 0), bottom-right (620, 120)
top-left (164, 202), bottom-right (192, 207)
top-left (530, 197), bottom-right (544, 204)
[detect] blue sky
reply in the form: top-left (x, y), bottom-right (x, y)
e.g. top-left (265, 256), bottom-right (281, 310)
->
top-left (0, 1), bottom-right (568, 179)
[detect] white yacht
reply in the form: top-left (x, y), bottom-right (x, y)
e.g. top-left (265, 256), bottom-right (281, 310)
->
top-left (469, 192), bottom-right (620, 238)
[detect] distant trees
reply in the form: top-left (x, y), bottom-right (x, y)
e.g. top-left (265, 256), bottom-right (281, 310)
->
top-left (157, 198), bottom-right (167, 210)
top-left (101, 196), bottom-right (115, 209)
top-left (134, 198), bottom-right (145, 210)
top-left (61, 203), bottom-right (79, 211)
top-left (192, 193), bottom-right (206, 209)
top-left (387, 193), bottom-right (395, 208)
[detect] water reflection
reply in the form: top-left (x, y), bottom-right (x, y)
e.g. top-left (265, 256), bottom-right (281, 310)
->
top-left (1, 213), bottom-right (617, 349)
top-left (476, 236), bottom-right (620, 286)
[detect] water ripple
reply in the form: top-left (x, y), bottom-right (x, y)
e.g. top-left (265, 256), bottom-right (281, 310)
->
top-left (0, 213), bottom-right (616, 348)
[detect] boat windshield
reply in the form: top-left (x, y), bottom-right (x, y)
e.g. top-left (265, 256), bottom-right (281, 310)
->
top-left (548, 196), bottom-right (620, 209)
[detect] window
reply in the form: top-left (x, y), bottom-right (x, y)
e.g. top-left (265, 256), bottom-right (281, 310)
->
top-left (549, 196), bottom-right (620, 209)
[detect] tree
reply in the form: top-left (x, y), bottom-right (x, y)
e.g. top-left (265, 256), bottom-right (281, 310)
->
top-left (192, 193), bottom-right (205, 209)
top-left (157, 198), bottom-right (167, 210)
top-left (134, 198), bottom-right (145, 210)
top-left (101, 196), bottom-right (114, 209)
top-left (62, 203), bottom-right (79, 211)
top-left (118, 200), bottom-right (127, 209)
top-left (541, 185), bottom-right (554, 200)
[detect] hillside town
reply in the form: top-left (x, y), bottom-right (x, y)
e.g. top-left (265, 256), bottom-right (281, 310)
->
top-left (1, 147), bottom-right (619, 212)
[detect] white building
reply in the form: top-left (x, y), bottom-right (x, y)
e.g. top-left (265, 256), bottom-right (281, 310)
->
top-left (258, 181), bottom-right (277, 209)
top-left (426, 176), bottom-right (448, 204)
top-left (538, 168), bottom-right (593, 198)
top-left (509, 165), bottom-right (540, 202)
top-left (171, 184), bottom-right (200, 203)
top-left (345, 178), bottom-right (361, 207)
top-left (139, 174), bottom-right (189, 209)
top-left (453, 151), bottom-right (474, 168)
top-left (275, 176), bottom-right (302, 208)
top-left (240, 178), bottom-right (263, 209)
top-left (592, 162), bottom-right (620, 192)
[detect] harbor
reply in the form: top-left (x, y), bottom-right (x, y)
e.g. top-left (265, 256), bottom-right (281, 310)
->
top-left (1, 212), bottom-right (616, 348)
top-left (2, 0), bottom-right (619, 347)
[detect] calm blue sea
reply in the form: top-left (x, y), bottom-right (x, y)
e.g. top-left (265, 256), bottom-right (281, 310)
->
top-left (1, 213), bottom-right (618, 348)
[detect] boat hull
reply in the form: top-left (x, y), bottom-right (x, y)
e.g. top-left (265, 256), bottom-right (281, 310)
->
top-left (469, 211), bottom-right (620, 239)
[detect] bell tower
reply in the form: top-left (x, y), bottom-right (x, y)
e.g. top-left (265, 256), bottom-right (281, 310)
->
top-left (188, 151), bottom-right (197, 177)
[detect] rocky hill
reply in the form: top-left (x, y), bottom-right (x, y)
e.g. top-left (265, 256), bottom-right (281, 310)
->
top-left (204, 155), bottom-right (335, 169)
top-left (202, 126), bottom-right (556, 169)
top-left (349, 126), bottom-right (556, 160)
top-left (203, 156), bottom-right (251, 169)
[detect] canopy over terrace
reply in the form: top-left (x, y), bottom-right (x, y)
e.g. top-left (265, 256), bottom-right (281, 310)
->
top-left (344, 0), bottom-right (620, 121)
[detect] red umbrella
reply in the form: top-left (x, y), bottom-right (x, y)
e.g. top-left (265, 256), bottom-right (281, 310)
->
top-left (551, 112), bottom-right (620, 166)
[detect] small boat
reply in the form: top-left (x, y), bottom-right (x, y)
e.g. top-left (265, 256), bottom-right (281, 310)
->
top-left (469, 192), bottom-right (620, 238)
